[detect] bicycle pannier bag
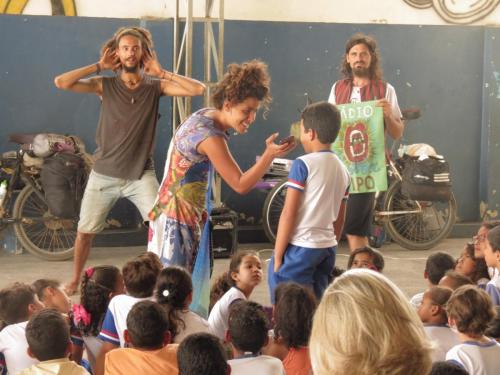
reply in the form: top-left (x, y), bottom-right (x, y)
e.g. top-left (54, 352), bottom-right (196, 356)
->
top-left (40, 152), bottom-right (86, 218)
top-left (401, 155), bottom-right (452, 201)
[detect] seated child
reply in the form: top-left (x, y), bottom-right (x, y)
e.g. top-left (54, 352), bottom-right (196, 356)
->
top-left (429, 361), bottom-right (469, 375)
top-left (417, 286), bottom-right (460, 361)
top-left (19, 309), bottom-right (88, 375)
top-left (265, 283), bottom-right (317, 375)
top-left (485, 306), bottom-right (500, 342)
top-left (104, 301), bottom-right (178, 374)
top-left (177, 333), bottom-right (229, 375)
top-left (445, 285), bottom-right (500, 374)
top-left (455, 243), bottom-right (490, 288)
top-left (156, 267), bottom-right (209, 343)
top-left (32, 279), bottom-right (72, 314)
top-left (269, 101), bottom-right (350, 302)
top-left (347, 246), bottom-right (385, 272)
top-left (227, 301), bottom-right (285, 375)
top-left (410, 252), bottom-right (456, 308)
top-left (0, 283), bottom-right (44, 375)
top-left (439, 271), bottom-right (473, 290)
top-left (484, 226), bottom-right (500, 305)
top-left (71, 265), bottom-right (124, 371)
top-left (95, 253), bottom-right (162, 375)
top-left (208, 251), bottom-right (263, 340)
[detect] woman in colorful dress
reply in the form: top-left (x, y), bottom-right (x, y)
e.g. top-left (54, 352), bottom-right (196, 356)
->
top-left (148, 60), bottom-right (293, 271)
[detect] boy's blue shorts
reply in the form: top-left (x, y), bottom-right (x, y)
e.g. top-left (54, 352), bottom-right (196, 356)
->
top-left (268, 244), bottom-right (336, 304)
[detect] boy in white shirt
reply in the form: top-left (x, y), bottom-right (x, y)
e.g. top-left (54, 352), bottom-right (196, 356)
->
top-left (417, 286), bottom-right (460, 362)
top-left (0, 283), bottom-right (44, 375)
top-left (227, 301), bottom-right (285, 375)
top-left (445, 285), bottom-right (500, 375)
top-left (268, 101), bottom-right (350, 302)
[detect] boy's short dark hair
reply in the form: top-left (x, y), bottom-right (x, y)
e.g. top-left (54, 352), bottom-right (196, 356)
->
top-left (228, 301), bottom-right (268, 354)
top-left (301, 101), bottom-right (341, 144)
top-left (126, 300), bottom-right (169, 349)
top-left (177, 333), bottom-right (228, 375)
top-left (425, 252), bottom-right (456, 285)
top-left (446, 285), bottom-right (495, 336)
top-left (487, 225), bottom-right (500, 251)
top-left (274, 283), bottom-right (317, 348)
top-left (0, 283), bottom-right (37, 324)
top-left (440, 270), bottom-right (473, 290)
top-left (485, 306), bottom-right (500, 339)
top-left (25, 309), bottom-right (69, 361)
top-left (347, 246), bottom-right (385, 272)
top-left (32, 279), bottom-right (60, 300)
top-left (429, 361), bottom-right (469, 375)
top-left (122, 255), bottom-right (161, 298)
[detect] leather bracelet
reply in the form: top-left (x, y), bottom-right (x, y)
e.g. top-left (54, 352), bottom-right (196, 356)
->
top-left (95, 63), bottom-right (101, 75)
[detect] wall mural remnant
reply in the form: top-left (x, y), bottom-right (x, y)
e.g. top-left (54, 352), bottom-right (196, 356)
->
top-left (404, 0), bottom-right (500, 24)
top-left (0, 0), bottom-right (76, 16)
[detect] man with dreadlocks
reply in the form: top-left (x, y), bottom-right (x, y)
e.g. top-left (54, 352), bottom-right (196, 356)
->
top-left (54, 27), bottom-right (205, 295)
top-left (328, 33), bottom-right (404, 252)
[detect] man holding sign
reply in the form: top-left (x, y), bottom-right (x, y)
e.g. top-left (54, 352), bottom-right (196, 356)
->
top-left (328, 33), bottom-right (404, 251)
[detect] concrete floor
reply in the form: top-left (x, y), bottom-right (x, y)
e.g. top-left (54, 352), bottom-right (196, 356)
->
top-left (0, 238), bottom-right (468, 306)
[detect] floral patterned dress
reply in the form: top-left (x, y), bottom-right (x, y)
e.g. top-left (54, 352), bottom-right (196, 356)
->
top-left (148, 108), bottom-right (228, 271)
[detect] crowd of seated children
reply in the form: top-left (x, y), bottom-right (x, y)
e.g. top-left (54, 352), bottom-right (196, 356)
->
top-left (208, 251), bottom-right (263, 340)
top-left (310, 269), bottom-right (432, 375)
top-left (417, 286), bottom-right (459, 361)
top-left (445, 285), bottom-right (500, 374)
top-left (155, 267), bottom-right (209, 343)
top-left (94, 253), bottom-right (162, 375)
top-left (411, 252), bottom-right (456, 308)
top-left (264, 282), bottom-right (317, 375)
top-left (19, 309), bottom-right (88, 375)
top-left (454, 243), bottom-right (490, 288)
top-left (104, 300), bottom-right (178, 374)
top-left (177, 332), bottom-right (229, 375)
top-left (226, 301), bottom-right (285, 374)
top-left (70, 265), bottom-right (124, 372)
top-left (484, 226), bottom-right (500, 305)
top-left (0, 283), bottom-right (44, 375)
top-left (438, 270), bottom-right (473, 291)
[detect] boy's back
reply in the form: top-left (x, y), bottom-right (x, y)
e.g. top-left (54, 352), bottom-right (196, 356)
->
top-left (0, 322), bottom-right (38, 374)
top-left (228, 354), bottom-right (285, 375)
top-left (288, 151), bottom-right (349, 248)
top-left (105, 344), bottom-right (178, 375)
top-left (423, 325), bottom-right (460, 362)
top-left (446, 340), bottom-right (500, 375)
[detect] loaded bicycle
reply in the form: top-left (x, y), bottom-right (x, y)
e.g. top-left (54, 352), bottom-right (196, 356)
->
top-left (260, 109), bottom-right (457, 250)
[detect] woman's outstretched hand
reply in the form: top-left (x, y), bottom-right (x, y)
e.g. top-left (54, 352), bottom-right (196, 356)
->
top-left (264, 133), bottom-right (296, 159)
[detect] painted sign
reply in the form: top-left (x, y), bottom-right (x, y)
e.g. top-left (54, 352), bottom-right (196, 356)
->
top-left (332, 101), bottom-right (387, 194)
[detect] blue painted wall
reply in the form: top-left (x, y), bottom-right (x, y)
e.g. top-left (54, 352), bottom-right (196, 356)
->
top-left (0, 15), bottom-right (495, 227)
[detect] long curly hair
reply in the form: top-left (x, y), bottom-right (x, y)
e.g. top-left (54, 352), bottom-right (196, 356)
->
top-left (155, 267), bottom-right (192, 339)
top-left (211, 60), bottom-right (272, 114)
top-left (340, 33), bottom-right (383, 81)
top-left (76, 265), bottom-right (121, 336)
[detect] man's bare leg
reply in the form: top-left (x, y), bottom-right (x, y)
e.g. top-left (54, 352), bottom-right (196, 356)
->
top-left (65, 231), bottom-right (96, 295)
top-left (346, 234), bottom-right (368, 252)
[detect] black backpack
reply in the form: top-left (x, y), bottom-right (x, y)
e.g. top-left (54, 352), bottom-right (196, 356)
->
top-left (40, 152), bottom-right (87, 218)
top-left (401, 155), bottom-right (452, 202)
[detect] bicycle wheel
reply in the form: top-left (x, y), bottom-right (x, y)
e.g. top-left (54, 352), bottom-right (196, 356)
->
top-left (262, 179), bottom-right (288, 243)
top-left (13, 185), bottom-right (75, 260)
top-left (382, 180), bottom-right (457, 250)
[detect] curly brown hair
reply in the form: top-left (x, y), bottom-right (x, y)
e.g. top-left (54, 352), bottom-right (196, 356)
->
top-left (211, 60), bottom-right (272, 113)
top-left (340, 33), bottom-right (383, 81)
top-left (446, 285), bottom-right (495, 337)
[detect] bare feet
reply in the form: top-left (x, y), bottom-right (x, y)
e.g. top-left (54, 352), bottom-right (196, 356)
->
top-left (64, 280), bottom-right (79, 296)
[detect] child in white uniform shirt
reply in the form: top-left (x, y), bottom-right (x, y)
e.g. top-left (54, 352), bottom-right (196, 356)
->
top-left (0, 283), bottom-right (44, 375)
top-left (445, 285), bottom-right (500, 375)
top-left (417, 286), bottom-right (460, 362)
top-left (209, 251), bottom-right (263, 340)
top-left (227, 301), bottom-right (285, 375)
top-left (155, 266), bottom-right (209, 343)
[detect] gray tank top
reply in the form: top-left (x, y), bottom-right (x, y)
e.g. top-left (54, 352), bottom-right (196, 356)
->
top-left (93, 75), bottom-right (162, 180)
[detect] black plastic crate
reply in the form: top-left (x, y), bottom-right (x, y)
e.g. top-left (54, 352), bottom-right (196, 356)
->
top-left (210, 207), bottom-right (238, 259)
